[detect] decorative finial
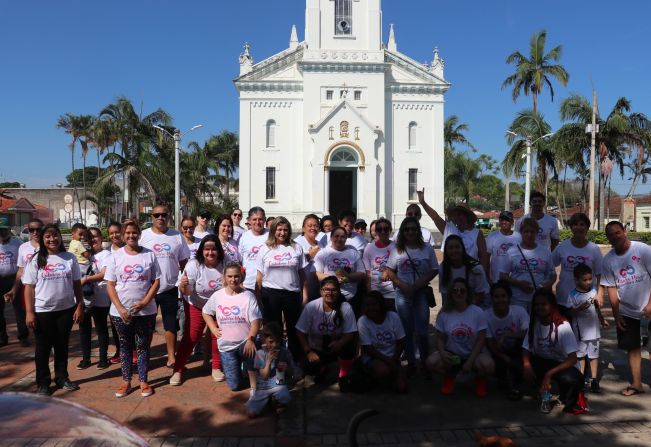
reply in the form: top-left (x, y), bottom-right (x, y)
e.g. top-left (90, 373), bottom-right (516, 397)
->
top-left (430, 46), bottom-right (445, 77)
top-left (239, 42), bottom-right (254, 75)
top-left (387, 23), bottom-right (397, 52)
top-left (289, 25), bottom-right (299, 50)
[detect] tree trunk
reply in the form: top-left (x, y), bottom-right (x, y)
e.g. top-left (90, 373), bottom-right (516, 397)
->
top-left (70, 144), bottom-right (77, 225)
top-left (82, 154), bottom-right (87, 225)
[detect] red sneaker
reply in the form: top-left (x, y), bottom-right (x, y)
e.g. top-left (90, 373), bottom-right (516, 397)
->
top-left (132, 352), bottom-right (137, 365)
top-left (475, 377), bottom-right (488, 398)
top-left (440, 375), bottom-right (455, 394)
top-left (109, 354), bottom-right (120, 364)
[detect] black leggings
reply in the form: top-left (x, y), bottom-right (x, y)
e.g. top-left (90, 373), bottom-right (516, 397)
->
top-left (261, 287), bottom-right (302, 361)
top-left (531, 355), bottom-right (584, 407)
top-left (34, 306), bottom-right (75, 387)
top-left (0, 275), bottom-right (28, 341)
top-left (78, 306), bottom-right (109, 362)
top-left (303, 340), bottom-right (357, 376)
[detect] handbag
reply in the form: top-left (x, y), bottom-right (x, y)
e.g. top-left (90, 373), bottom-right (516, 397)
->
top-left (405, 250), bottom-right (437, 308)
top-left (516, 244), bottom-right (538, 289)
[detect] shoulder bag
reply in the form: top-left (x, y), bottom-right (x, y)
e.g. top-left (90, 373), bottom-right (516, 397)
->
top-left (405, 249), bottom-right (437, 308)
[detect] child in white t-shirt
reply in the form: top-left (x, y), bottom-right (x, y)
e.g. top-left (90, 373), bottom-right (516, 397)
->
top-left (568, 264), bottom-right (608, 393)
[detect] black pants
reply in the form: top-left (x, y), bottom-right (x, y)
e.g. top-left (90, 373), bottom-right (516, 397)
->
top-left (493, 346), bottom-right (523, 385)
top-left (0, 275), bottom-right (28, 342)
top-left (78, 306), bottom-right (109, 362)
top-left (303, 340), bottom-right (357, 376)
top-left (531, 355), bottom-right (583, 407)
top-left (34, 306), bottom-right (75, 387)
top-left (261, 287), bottom-right (302, 361)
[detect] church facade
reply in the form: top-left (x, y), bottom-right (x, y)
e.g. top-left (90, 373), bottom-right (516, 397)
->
top-left (235, 0), bottom-right (449, 229)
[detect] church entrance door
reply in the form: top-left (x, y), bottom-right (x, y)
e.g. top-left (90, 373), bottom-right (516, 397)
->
top-left (327, 147), bottom-right (359, 217)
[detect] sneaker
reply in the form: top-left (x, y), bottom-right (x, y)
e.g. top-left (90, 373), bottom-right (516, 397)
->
top-left (590, 379), bottom-right (601, 394)
top-left (19, 338), bottom-right (30, 347)
top-left (96, 360), bottom-right (110, 370)
top-left (140, 382), bottom-right (154, 397)
top-left (440, 374), bottom-right (455, 394)
top-left (475, 377), bottom-right (488, 398)
top-left (109, 354), bottom-right (120, 364)
top-left (169, 372), bottom-right (182, 386)
top-left (36, 385), bottom-right (51, 396)
top-left (212, 369), bottom-right (225, 382)
top-left (563, 404), bottom-right (589, 415)
top-left (76, 360), bottom-right (91, 370)
top-left (58, 380), bottom-right (80, 391)
top-left (115, 382), bottom-right (131, 398)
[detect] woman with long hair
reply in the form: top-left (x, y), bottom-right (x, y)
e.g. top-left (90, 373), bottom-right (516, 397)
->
top-left (23, 224), bottom-right (84, 395)
top-left (256, 216), bottom-right (308, 360)
top-left (385, 217), bottom-right (438, 374)
top-left (522, 289), bottom-right (587, 414)
top-left (171, 234), bottom-right (225, 385)
top-left (180, 215), bottom-right (201, 260)
top-left (105, 220), bottom-right (160, 398)
top-left (215, 214), bottom-right (241, 264)
top-left (296, 276), bottom-right (358, 384)
top-left (239, 207), bottom-right (268, 292)
top-left (439, 235), bottom-right (490, 309)
top-left (317, 215), bottom-right (335, 244)
top-left (426, 277), bottom-right (494, 397)
top-left (294, 214), bottom-right (326, 301)
top-left (106, 221), bottom-right (123, 363)
top-left (77, 227), bottom-right (111, 370)
top-left (362, 218), bottom-right (396, 309)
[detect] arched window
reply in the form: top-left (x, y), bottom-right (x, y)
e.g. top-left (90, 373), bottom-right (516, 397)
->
top-left (266, 120), bottom-right (276, 148)
top-left (335, 0), bottom-right (353, 35)
top-left (408, 122), bottom-right (417, 149)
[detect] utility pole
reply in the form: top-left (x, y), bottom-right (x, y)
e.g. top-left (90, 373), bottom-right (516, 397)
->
top-left (588, 88), bottom-right (598, 229)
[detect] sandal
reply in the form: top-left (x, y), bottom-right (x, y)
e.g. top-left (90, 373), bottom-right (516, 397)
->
top-left (508, 388), bottom-right (522, 401)
top-left (620, 386), bottom-right (645, 396)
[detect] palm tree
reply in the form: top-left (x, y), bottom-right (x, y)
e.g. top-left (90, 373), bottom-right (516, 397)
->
top-left (90, 118), bottom-right (117, 224)
top-left (502, 30), bottom-right (569, 114)
top-left (183, 142), bottom-right (219, 214)
top-left (207, 131), bottom-right (239, 197)
top-left (444, 115), bottom-right (475, 152)
top-left (503, 110), bottom-right (555, 193)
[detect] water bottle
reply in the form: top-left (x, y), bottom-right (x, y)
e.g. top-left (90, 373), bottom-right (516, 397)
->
top-left (540, 390), bottom-right (552, 414)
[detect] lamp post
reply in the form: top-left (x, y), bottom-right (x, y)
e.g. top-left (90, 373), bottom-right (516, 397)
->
top-left (506, 131), bottom-right (554, 215)
top-left (153, 124), bottom-right (203, 227)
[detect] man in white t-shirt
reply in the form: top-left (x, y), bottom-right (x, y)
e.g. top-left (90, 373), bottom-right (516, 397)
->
top-left (601, 221), bottom-right (651, 396)
top-left (139, 205), bottom-right (190, 367)
top-left (390, 203), bottom-right (436, 247)
top-left (193, 209), bottom-right (214, 240)
top-left (486, 211), bottom-right (521, 283)
top-left (0, 217), bottom-right (28, 347)
top-left (514, 191), bottom-right (560, 251)
top-left (338, 210), bottom-right (367, 255)
top-left (231, 209), bottom-right (245, 243)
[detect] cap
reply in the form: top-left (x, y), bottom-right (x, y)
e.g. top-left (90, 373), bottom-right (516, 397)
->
top-left (499, 210), bottom-right (514, 222)
top-left (198, 209), bottom-right (212, 218)
top-left (354, 218), bottom-right (367, 227)
top-left (0, 217), bottom-right (9, 229)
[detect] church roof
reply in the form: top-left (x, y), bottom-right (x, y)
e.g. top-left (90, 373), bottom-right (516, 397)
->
top-left (234, 43), bottom-right (305, 83)
top-left (308, 100), bottom-right (380, 135)
top-left (384, 49), bottom-right (450, 87)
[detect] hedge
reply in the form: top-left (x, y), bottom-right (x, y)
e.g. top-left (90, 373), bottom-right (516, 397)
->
top-left (482, 228), bottom-right (651, 245)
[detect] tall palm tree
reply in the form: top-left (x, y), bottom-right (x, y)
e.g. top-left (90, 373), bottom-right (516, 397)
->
top-left (90, 118), bottom-right (117, 224)
top-left (503, 110), bottom-right (555, 192)
top-left (207, 131), bottom-right (239, 197)
top-left (502, 30), bottom-right (569, 114)
top-left (183, 142), bottom-right (219, 214)
top-left (444, 115), bottom-right (475, 152)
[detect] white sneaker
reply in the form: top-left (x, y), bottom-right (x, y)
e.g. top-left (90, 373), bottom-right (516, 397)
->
top-left (169, 372), bottom-right (182, 386)
top-left (212, 369), bottom-right (225, 382)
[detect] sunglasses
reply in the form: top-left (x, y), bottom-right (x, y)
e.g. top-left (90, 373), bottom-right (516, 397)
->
top-left (199, 215), bottom-right (211, 219)
top-left (232, 213), bottom-right (242, 217)
top-left (152, 213), bottom-right (168, 218)
top-left (451, 288), bottom-right (467, 294)
top-left (28, 227), bottom-right (41, 233)
top-left (182, 226), bottom-right (194, 231)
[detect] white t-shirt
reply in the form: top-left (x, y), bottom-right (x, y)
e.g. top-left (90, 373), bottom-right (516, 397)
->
top-left (439, 264), bottom-right (490, 307)
top-left (391, 227), bottom-right (435, 247)
top-left (435, 304), bottom-right (487, 358)
top-left (567, 288), bottom-right (600, 341)
top-left (193, 229), bottom-right (213, 240)
top-left (238, 230), bottom-right (269, 290)
top-left (139, 228), bottom-right (190, 293)
top-left (233, 226), bottom-right (245, 244)
top-left (22, 252), bottom-right (81, 312)
top-left (502, 244), bottom-right (554, 311)
top-left (221, 238), bottom-right (241, 264)
top-left (515, 213), bottom-right (560, 251)
top-left (202, 288), bottom-right (261, 351)
top-left (295, 298), bottom-right (357, 350)
top-left (484, 305), bottom-right (530, 350)
top-left (486, 231), bottom-right (522, 283)
top-left (552, 240), bottom-right (603, 307)
top-left (185, 237), bottom-right (201, 261)
top-left (601, 241), bottom-right (651, 319)
top-left (294, 235), bottom-right (327, 300)
top-left (256, 244), bottom-right (307, 292)
top-left (104, 247), bottom-right (160, 317)
top-left (386, 245), bottom-right (439, 287)
top-left (17, 241), bottom-right (39, 269)
top-left (442, 222), bottom-right (480, 259)
top-left (346, 232), bottom-right (368, 255)
top-left (313, 246), bottom-right (364, 300)
top-left (358, 311), bottom-right (405, 360)
top-left (362, 241), bottom-right (396, 297)
top-left (90, 249), bottom-right (112, 307)
top-left (0, 238), bottom-right (21, 276)
top-left (183, 259), bottom-right (223, 309)
top-left (523, 320), bottom-right (579, 365)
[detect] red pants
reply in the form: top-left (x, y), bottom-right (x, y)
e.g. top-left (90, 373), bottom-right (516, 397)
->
top-left (174, 301), bottom-right (220, 373)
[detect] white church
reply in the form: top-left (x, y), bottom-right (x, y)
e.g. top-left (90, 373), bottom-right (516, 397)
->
top-left (235, 0), bottom-right (449, 229)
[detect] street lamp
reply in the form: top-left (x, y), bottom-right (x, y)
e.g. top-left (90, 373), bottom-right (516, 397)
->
top-left (506, 131), bottom-right (554, 215)
top-left (153, 124), bottom-right (203, 227)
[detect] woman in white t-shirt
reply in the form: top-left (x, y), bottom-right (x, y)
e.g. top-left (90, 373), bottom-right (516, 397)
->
top-left (294, 214), bottom-right (326, 302)
top-left (256, 216), bottom-right (308, 361)
top-left (77, 227), bottom-right (112, 370)
top-left (358, 290), bottom-right (407, 393)
top-left (239, 207), bottom-right (269, 292)
top-left (385, 217), bottom-right (439, 373)
top-left (500, 218), bottom-right (556, 314)
top-left (105, 219), bottom-right (161, 399)
top-left (439, 235), bottom-right (490, 309)
top-left (552, 213), bottom-right (603, 311)
top-left (426, 278), bottom-right (494, 397)
top-left (22, 224), bottom-right (84, 395)
top-left (362, 218), bottom-right (396, 308)
top-left (172, 234), bottom-right (225, 386)
top-left (180, 216), bottom-right (201, 260)
top-left (215, 214), bottom-right (241, 264)
top-left (296, 276), bottom-right (358, 385)
top-left (316, 215), bottom-right (336, 245)
top-left (522, 289), bottom-right (587, 414)
top-left (106, 221), bottom-right (123, 363)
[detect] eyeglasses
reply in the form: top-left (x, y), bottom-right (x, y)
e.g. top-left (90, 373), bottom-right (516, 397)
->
top-left (404, 227), bottom-right (419, 233)
top-left (451, 288), bottom-right (467, 294)
top-left (199, 215), bottom-right (210, 219)
top-left (376, 226), bottom-right (391, 233)
top-left (28, 227), bottom-right (41, 233)
top-left (232, 213), bottom-right (242, 217)
top-left (152, 213), bottom-right (168, 218)
top-left (182, 226), bottom-right (194, 231)
top-left (321, 288), bottom-right (339, 294)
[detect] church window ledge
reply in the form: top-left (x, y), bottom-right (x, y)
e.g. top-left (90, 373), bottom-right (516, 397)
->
top-left (264, 200), bottom-right (279, 204)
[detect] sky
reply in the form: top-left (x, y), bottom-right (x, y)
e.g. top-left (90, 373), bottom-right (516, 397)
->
top-left (1, 0), bottom-right (650, 195)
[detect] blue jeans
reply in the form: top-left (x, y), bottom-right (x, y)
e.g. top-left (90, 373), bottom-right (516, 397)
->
top-left (220, 343), bottom-right (254, 391)
top-left (395, 288), bottom-right (430, 365)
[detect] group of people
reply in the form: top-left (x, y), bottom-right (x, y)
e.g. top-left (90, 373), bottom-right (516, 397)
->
top-left (1, 189), bottom-right (651, 418)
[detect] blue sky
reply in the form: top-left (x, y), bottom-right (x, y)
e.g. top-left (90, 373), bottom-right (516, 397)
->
top-left (1, 0), bottom-right (650, 195)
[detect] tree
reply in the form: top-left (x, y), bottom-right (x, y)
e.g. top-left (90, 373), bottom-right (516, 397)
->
top-left (502, 30), bottom-right (569, 114)
top-left (66, 167), bottom-right (104, 187)
top-left (0, 182), bottom-right (21, 188)
top-left (206, 131), bottom-right (239, 197)
top-left (444, 115), bottom-right (476, 152)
